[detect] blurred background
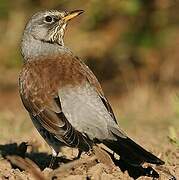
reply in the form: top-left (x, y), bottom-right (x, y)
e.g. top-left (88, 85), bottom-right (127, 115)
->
top-left (0, 0), bottom-right (178, 157)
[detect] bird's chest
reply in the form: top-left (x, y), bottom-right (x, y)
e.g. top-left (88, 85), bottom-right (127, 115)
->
top-left (19, 60), bottom-right (84, 108)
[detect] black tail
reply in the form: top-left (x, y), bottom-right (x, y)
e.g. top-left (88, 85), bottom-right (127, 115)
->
top-left (103, 135), bottom-right (164, 166)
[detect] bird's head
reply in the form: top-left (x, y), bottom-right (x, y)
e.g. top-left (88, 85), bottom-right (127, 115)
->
top-left (23, 9), bottom-right (84, 46)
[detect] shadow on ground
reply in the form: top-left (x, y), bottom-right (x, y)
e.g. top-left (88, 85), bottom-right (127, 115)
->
top-left (0, 142), bottom-right (70, 170)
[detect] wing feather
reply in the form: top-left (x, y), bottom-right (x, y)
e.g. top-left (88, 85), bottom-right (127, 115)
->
top-left (77, 58), bottom-right (118, 124)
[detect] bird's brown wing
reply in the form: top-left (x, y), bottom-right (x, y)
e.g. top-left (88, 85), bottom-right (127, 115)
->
top-left (19, 56), bottom-right (92, 151)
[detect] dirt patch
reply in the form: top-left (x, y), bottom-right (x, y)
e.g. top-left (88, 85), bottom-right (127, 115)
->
top-left (0, 142), bottom-right (178, 180)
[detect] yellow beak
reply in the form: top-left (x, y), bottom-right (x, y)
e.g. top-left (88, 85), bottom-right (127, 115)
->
top-left (62, 10), bottom-right (84, 22)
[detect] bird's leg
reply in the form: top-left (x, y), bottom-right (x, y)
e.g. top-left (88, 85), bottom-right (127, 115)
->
top-left (73, 149), bottom-right (83, 160)
top-left (76, 149), bottom-right (83, 159)
top-left (49, 148), bottom-right (58, 168)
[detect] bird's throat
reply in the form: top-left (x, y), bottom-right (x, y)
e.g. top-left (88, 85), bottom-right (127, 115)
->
top-left (21, 34), bottom-right (68, 62)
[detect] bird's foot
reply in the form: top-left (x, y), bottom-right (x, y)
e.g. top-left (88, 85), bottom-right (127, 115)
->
top-left (49, 156), bottom-right (56, 169)
top-left (49, 148), bottom-right (58, 169)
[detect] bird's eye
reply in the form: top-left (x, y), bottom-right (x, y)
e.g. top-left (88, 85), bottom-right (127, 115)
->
top-left (45, 16), bottom-right (53, 23)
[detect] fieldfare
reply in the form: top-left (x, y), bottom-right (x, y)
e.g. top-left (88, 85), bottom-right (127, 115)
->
top-left (19, 10), bottom-right (164, 178)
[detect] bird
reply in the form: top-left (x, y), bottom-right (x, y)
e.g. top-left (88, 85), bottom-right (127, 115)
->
top-left (19, 9), bottom-right (165, 178)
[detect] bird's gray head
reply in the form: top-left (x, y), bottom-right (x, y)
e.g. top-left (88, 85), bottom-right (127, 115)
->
top-left (21, 9), bottom-right (83, 61)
